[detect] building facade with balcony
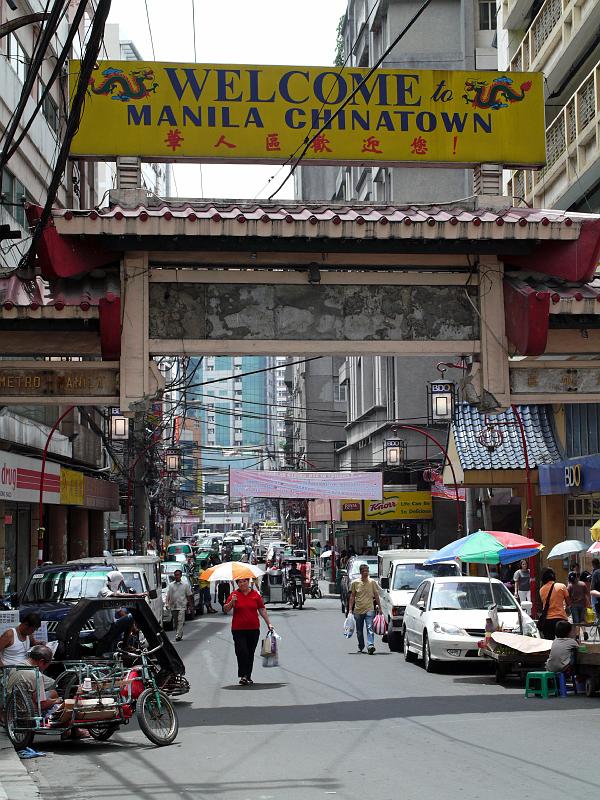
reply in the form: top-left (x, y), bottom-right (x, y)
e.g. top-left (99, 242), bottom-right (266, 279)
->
top-left (502, 0), bottom-right (600, 210)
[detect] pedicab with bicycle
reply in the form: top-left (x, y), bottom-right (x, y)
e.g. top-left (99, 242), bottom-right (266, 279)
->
top-left (1, 596), bottom-right (186, 749)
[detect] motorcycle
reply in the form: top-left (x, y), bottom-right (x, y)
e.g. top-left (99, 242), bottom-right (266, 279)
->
top-left (286, 575), bottom-right (304, 609)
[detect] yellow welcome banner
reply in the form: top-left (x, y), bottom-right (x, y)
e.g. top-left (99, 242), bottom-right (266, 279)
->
top-left (70, 61), bottom-right (545, 167)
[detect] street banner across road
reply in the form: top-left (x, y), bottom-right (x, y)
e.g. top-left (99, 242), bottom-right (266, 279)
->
top-left (70, 61), bottom-right (545, 167)
top-left (229, 469), bottom-right (383, 500)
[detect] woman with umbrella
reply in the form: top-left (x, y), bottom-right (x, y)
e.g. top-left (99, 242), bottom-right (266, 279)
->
top-left (200, 561), bottom-right (274, 685)
top-left (223, 576), bottom-right (274, 685)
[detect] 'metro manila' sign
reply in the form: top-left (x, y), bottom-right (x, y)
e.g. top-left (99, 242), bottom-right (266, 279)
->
top-left (70, 61), bottom-right (545, 167)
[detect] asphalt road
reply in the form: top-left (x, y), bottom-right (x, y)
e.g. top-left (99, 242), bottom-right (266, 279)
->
top-left (24, 594), bottom-right (600, 800)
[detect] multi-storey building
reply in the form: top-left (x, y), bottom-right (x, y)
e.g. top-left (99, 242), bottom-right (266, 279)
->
top-left (0, 3), bottom-right (119, 590)
top-left (185, 356), bottom-right (280, 530)
top-left (504, 0), bottom-right (600, 210)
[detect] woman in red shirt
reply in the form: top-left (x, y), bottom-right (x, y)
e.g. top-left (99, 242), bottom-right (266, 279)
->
top-left (224, 578), bottom-right (273, 685)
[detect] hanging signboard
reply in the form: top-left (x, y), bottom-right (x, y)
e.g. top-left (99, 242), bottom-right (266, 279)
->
top-left (364, 491), bottom-right (433, 520)
top-left (70, 61), bottom-right (545, 167)
top-left (229, 469), bottom-right (382, 500)
top-left (0, 451), bottom-right (60, 504)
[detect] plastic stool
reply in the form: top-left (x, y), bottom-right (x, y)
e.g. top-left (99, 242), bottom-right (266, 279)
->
top-left (525, 671), bottom-right (559, 698)
top-left (556, 671), bottom-right (568, 697)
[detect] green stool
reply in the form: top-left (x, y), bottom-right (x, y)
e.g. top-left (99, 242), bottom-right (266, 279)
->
top-left (525, 671), bottom-right (559, 698)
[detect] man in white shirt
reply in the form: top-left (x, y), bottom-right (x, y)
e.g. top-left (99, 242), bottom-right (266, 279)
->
top-left (166, 570), bottom-right (193, 641)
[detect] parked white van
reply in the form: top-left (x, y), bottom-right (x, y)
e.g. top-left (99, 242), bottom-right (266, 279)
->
top-left (68, 555), bottom-right (163, 624)
top-left (377, 549), bottom-right (460, 652)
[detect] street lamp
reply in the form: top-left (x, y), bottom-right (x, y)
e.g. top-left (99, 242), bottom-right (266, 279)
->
top-left (427, 381), bottom-right (456, 424)
top-left (385, 438), bottom-right (406, 467)
top-left (165, 447), bottom-right (181, 474)
top-left (110, 409), bottom-right (130, 441)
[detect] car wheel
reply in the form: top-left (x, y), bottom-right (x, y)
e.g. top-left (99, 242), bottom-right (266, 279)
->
top-left (403, 628), bottom-right (417, 662)
top-left (422, 632), bottom-right (436, 673)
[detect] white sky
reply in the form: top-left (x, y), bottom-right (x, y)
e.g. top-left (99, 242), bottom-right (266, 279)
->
top-left (106, 0), bottom-right (348, 200)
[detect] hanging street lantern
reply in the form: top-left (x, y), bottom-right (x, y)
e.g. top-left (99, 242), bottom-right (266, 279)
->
top-left (427, 381), bottom-right (456, 425)
top-left (110, 408), bottom-right (130, 440)
top-left (165, 447), bottom-right (182, 474)
top-left (385, 438), bottom-right (406, 467)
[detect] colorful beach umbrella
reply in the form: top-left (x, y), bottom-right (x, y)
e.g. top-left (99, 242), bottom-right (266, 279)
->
top-left (587, 541), bottom-right (600, 555)
top-left (425, 530), bottom-right (542, 566)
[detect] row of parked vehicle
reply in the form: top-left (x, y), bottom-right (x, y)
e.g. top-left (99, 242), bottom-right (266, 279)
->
top-left (0, 553), bottom-right (209, 641)
top-left (339, 548), bottom-right (537, 670)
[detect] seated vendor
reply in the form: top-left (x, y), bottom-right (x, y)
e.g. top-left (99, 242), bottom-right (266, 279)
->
top-left (545, 620), bottom-right (580, 675)
top-left (6, 645), bottom-right (61, 715)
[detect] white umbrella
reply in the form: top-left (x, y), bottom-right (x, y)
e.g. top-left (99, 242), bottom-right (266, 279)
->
top-left (546, 539), bottom-right (589, 560)
top-left (320, 550), bottom-right (333, 559)
top-left (587, 541), bottom-right (600, 555)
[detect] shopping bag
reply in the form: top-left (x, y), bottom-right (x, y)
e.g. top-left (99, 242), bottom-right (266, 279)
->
top-left (372, 613), bottom-right (388, 636)
top-left (262, 654), bottom-right (279, 668)
top-left (586, 607), bottom-right (596, 625)
top-left (261, 631), bottom-right (273, 657)
top-left (343, 615), bottom-right (355, 638)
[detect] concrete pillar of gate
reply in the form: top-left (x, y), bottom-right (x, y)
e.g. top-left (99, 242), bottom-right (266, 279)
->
top-left (89, 511), bottom-right (105, 556)
top-left (478, 257), bottom-right (511, 410)
top-left (68, 508), bottom-right (89, 560)
top-left (539, 493), bottom-right (567, 581)
top-left (48, 506), bottom-right (68, 563)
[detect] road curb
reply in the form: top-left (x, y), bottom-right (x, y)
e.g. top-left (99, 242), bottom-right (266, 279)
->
top-left (0, 730), bottom-right (41, 800)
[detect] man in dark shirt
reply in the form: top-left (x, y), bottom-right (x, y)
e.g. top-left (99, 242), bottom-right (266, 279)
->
top-left (591, 559), bottom-right (600, 618)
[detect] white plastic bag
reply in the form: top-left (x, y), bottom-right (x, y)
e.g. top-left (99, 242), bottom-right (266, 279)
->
top-left (262, 630), bottom-right (281, 667)
top-left (343, 614), bottom-right (355, 638)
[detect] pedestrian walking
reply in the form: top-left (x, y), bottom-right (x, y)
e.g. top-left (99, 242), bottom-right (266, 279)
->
top-left (166, 569), bottom-right (193, 641)
top-left (513, 559), bottom-right (531, 603)
top-left (539, 568), bottom-right (570, 640)
top-left (223, 577), bottom-right (273, 685)
top-left (590, 558), bottom-right (600, 619)
top-left (199, 560), bottom-right (218, 614)
top-left (568, 570), bottom-right (591, 640)
top-left (348, 563), bottom-right (381, 654)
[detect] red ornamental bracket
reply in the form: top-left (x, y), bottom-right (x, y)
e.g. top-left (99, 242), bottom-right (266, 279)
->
top-left (25, 205), bottom-right (117, 280)
top-left (503, 279), bottom-right (550, 356)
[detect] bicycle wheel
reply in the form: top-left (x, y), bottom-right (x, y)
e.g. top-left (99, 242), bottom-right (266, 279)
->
top-left (6, 686), bottom-right (36, 749)
top-left (55, 670), bottom-right (80, 699)
top-left (136, 688), bottom-right (178, 746)
top-left (88, 723), bottom-right (120, 741)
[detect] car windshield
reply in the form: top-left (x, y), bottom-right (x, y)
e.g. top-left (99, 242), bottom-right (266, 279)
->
top-left (392, 562), bottom-right (460, 590)
top-left (121, 571), bottom-right (144, 593)
top-left (349, 560), bottom-right (378, 579)
top-left (197, 537), bottom-right (213, 548)
top-left (430, 581), bottom-right (518, 611)
top-left (22, 569), bottom-right (111, 603)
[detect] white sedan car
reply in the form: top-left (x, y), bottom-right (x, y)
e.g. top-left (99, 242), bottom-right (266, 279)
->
top-left (402, 576), bottom-right (537, 671)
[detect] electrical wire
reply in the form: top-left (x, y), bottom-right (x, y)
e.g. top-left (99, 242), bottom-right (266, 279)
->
top-left (1, 0), bottom-right (89, 167)
top-left (20, 0), bottom-right (113, 271)
top-left (268, 0), bottom-right (433, 199)
top-left (253, 0), bottom-right (379, 199)
top-left (144, 0), bottom-right (156, 60)
top-left (180, 356), bottom-right (322, 393)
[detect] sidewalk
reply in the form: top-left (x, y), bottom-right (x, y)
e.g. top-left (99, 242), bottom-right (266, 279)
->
top-left (0, 729), bottom-right (40, 800)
